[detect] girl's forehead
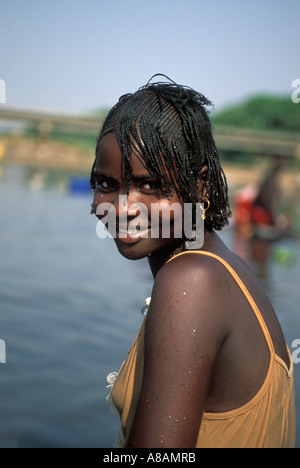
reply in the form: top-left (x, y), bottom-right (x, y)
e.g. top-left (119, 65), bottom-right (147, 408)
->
top-left (95, 133), bottom-right (120, 167)
top-left (95, 133), bottom-right (151, 176)
top-left (97, 132), bottom-right (119, 156)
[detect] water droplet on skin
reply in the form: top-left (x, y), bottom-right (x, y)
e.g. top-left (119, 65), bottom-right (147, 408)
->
top-left (183, 292), bottom-right (187, 296)
top-left (193, 330), bottom-right (196, 333)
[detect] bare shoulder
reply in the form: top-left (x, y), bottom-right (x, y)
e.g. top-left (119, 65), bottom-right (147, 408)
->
top-left (152, 251), bottom-right (233, 313)
top-left (147, 251), bottom-right (232, 353)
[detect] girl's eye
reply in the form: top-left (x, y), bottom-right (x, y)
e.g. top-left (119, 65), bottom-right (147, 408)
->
top-left (142, 181), bottom-right (161, 192)
top-left (95, 178), bottom-right (117, 192)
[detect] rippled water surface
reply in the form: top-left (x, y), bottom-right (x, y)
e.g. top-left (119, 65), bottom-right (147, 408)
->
top-left (0, 165), bottom-right (299, 447)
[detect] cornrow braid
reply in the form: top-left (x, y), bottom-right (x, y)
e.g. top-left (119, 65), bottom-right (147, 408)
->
top-left (90, 75), bottom-right (231, 231)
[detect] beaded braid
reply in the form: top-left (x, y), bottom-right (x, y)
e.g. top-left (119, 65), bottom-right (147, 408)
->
top-left (90, 76), bottom-right (231, 231)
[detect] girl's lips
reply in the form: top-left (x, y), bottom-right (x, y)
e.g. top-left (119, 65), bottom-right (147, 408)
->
top-left (116, 227), bottom-right (150, 244)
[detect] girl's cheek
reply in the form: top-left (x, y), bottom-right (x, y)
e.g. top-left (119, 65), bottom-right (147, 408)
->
top-left (92, 193), bottom-right (108, 217)
top-left (93, 191), bottom-right (113, 205)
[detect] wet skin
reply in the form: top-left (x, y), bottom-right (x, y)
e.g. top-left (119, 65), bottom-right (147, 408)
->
top-left (92, 132), bottom-right (291, 448)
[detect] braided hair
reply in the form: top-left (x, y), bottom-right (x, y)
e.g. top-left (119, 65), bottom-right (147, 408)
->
top-left (90, 75), bottom-right (231, 231)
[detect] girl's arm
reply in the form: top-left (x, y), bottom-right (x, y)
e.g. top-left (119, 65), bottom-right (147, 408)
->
top-left (126, 254), bottom-right (230, 448)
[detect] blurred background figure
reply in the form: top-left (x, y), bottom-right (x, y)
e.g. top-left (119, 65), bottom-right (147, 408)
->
top-left (251, 155), bottom-right (288, 237)
top-left (234, 155), bottom-right (290, 277)
top-left (235, 155), bottom-right (288, 238)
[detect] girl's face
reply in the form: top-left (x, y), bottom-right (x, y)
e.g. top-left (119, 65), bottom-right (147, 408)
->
top-left (92, 133), bottom-right (185, 260)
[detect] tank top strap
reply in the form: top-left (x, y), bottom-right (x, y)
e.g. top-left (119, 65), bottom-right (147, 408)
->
top-left (166, 250), bottom-right (276, 357)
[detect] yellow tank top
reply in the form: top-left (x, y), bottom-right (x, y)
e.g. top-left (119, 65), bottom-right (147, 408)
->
top-left (108, 251), bottom-right (295, 448)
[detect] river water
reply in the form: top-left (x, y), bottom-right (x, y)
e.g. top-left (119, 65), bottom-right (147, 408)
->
top-left (0, 164), bottom-right (299, 448)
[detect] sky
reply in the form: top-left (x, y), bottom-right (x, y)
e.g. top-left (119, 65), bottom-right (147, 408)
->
top-left (0, 0), bottom-right (299, 115)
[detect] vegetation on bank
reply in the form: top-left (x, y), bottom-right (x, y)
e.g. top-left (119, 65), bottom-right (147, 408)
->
top-left (211, 94), bottom-right (300, 133)
top-left (211, 94), bottom-right (300, 166)
top-left (25, 127), bottom-right (99, 152)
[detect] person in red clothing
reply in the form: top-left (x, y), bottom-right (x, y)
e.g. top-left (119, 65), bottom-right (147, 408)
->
top-left (250, 155), bottom-right (286, 229)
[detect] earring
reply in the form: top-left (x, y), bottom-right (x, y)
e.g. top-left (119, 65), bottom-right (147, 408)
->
top-left (201, 194), bottom-right (210, 220)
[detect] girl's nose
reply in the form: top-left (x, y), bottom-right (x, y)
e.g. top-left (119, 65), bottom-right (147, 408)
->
top-left (115, 194), bottom-right (131, 220)
top-left (114, 193), bottom-right (148, 225)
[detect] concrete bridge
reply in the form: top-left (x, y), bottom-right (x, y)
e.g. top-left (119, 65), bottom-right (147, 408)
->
top-left (0, 107), bottom-right (300, 171)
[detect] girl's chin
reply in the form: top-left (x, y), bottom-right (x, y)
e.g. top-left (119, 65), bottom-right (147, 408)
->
top-left (114, 237), bottom-right (183, 261)
top-left (114, 238), bottom-right (154, 260)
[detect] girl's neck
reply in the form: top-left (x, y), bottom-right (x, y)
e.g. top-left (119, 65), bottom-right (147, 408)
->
top-left (147, 241), bottom-right (184, 278)
top-left (147, 231), bottom-right (220, 278)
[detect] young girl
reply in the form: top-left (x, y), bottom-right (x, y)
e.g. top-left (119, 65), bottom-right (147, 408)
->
top-left (90, 76), bottom-right (295, 448)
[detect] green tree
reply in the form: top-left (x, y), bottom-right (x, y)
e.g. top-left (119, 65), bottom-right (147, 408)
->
top-left (212, 95), bottom-right (300, 132)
